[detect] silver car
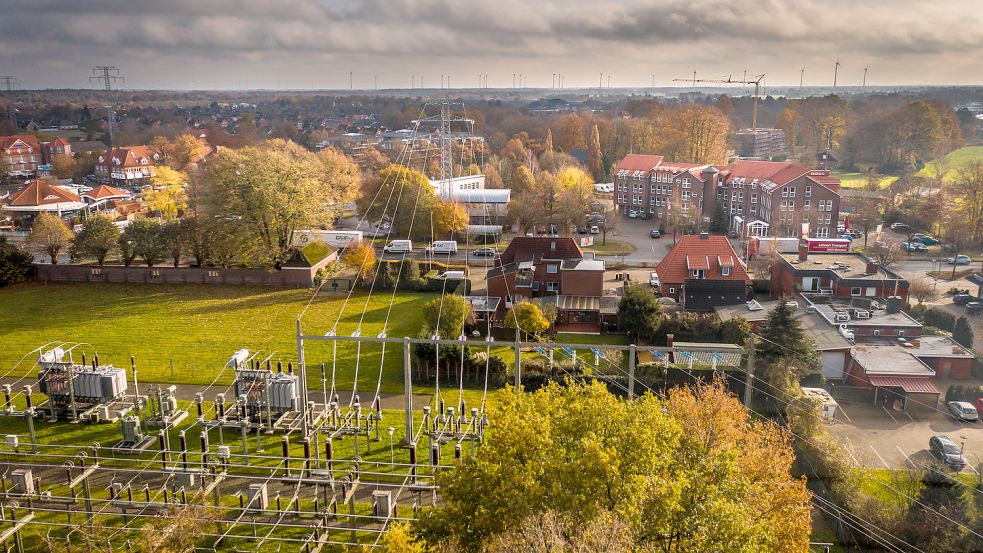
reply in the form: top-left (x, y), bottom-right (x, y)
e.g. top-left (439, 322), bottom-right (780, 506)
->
top-left (947, 401), bottom-right (979, 422)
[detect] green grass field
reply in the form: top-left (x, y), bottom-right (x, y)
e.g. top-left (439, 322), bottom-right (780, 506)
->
top-left (918, 145), bottom-right (983, 182)
top-left (584, 239), bottom-right (635, 256)
top-left (830, 171), bottom-right (898, 189)
top-left (0, 283), bottom-right (433, 394)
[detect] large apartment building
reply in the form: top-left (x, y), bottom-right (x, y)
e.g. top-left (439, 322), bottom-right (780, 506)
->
top-left (0, 135), bottom-right (42, 177)
top-left (613, 155), bottom-right (841, 239)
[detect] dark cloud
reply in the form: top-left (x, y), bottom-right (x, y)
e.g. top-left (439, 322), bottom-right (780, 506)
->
top-left (0, 0), bottom-right (981, 88)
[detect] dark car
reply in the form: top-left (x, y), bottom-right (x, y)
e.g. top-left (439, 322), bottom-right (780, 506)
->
top-left (649, 229), bottom-right (661, 239)
top-left (953, 293), bottom-right (975, 305)
top-left (577, 225), bottom-right (588, 234)
top-left (929, 435), bottom-right (966, 470)
top-left (471, 247), bottom-right (497, 257)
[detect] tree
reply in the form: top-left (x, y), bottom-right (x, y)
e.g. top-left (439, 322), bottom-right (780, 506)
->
top-left (659, 103), bottom-right (730, 164)
top-left (907, 279), bottom-right (936, 305)
top-left (51, 155), bottom-right (76, 179)
top-left (204, 140), bottom-right (351, 266)
top-left (540, 128), bottom-right (557, 173)
top-left (28, 213), bottom-right (73, 264)
top-left (418, 380), bottom-right (811, 552)
top-left (511, 165), bottom-right (536, 196)
top-left (587, 124), bottom-right (603, 181)
top-left (721, 317), bottom-right (751, 346)
top-left (758, 300), bottom-right (820, 369)
top-left (341, 241), bottom-right (377, 286)
top-left (0, 237), bottom-right (33, 287)
top-left (485, 510), bottom-right (633, 553)
top-left (70, 215), bottom-right (119, 265)
top-left (146, 166), bottom-right (188, 220)
top-left (164, 134), bottom-right (205, 169)
top-left (849, 194), bottom-right (884, 249)
top-left (775, 107), bottom-right (802, 153)
top-left (433, 201), bottom-right (469, 239)
top-left (122, 218), bottom-right (168, 267)
top-left (315, 146), bottom-right (361, 208)
top-left (160, 221), bottom-right (185, 267)
top-left (709, 200), bottom-right (728, 234)
top-left (358, 165), bottom-right (439, 242)
top-left (868, 242), bottom-right (903, 268)
top-left (953, 316), bottom-right (974, 349)
top-left (617, 284), bottom-right (664, 341)
top-left (422, 294), bottom-right (473, 339)
top-left (503, 301), bottom-right (550, 340)
top-left (555, 167), bottom-right (594, 232)
top-left (369, 523), bottom-right (427, 553)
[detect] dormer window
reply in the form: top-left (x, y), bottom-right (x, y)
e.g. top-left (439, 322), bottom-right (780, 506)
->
top-left (692, 269), bottom-right (705, 279)
top-left (721, 266), bottom-right (731, 276)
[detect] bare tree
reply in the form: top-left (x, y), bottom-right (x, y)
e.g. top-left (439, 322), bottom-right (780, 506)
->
top-left (908, 279), bottom-right (937, 304)
top-left (868, 242), bottom-right (903, 268)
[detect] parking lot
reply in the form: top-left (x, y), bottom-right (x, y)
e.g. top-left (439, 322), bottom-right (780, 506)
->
top-left (828, 395), bottom-right (983, 472)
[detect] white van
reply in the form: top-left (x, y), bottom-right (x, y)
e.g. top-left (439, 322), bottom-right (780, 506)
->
top-left (293, 230), bottom-right (363, 249)
top-left (438, 270), bottom-right (466, 279)
top-left (425, 240), bottom-right (458, 254)
top-left (383, 240), bottom-right (413, 253)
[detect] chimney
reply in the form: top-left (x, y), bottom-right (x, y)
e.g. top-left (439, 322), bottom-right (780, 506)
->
top-left (798, 241), bottom-right (809, 262)
top-left (865, 260), bottom-right (878, 274)
top-left (699, 232), bottom-right (709, 240)
top-left (666, 333), bottom-right (674, 347)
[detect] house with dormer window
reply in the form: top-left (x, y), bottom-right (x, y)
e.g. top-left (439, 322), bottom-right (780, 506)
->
top-left (94, 146), bottom-right (160, 187)
top-left (652, 233), bottom-right (752, 311)
top-left (0, 135), bottom-right (42, 178)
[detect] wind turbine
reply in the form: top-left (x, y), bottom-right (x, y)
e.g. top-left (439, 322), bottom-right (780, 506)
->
top-left (833, 58), bottom-right (842, 87)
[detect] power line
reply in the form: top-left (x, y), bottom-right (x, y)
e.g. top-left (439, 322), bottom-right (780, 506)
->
top-left (90, 65), bottom-right (124, 147)
top-left (0, 75), bottom-right (18, 126)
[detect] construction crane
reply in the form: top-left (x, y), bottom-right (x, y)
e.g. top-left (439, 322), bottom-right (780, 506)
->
top-left (672, 74), bottom-right (766, 132)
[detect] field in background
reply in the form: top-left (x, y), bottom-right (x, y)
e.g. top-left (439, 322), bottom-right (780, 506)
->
top-left (831, 171), bottom-right (898, 189)
top-left (917, 145), bottom-right (983, 181)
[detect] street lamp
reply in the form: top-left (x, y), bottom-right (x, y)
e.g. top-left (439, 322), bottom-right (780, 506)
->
top-left (387, 426), bottom-right (395, 473)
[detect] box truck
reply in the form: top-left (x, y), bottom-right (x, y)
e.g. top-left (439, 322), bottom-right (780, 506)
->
top-left (292, 230), bottom-right (363, 249)
top-left (425, 241), bottom-right (458, 254)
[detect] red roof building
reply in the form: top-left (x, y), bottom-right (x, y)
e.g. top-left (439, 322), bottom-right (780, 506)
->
top-left (653, 234), bottom-right (751, 311)
top-left (1, 180), bottom-right (87, 224)
top-left (0, 135), bottom-right (42, 177)
top-left (94, 146), bottom-right (160, 187)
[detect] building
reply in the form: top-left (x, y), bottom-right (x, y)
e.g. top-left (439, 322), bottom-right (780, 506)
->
top-left (94, 146), bottom-right (161, 187)
top-left (613, 154), bottom-right (723, 227)
top-left (430, 175), bottom-right (511, 235)
top-left (486, 237), bottom-right (605, 330)
top-left (81, 184), bottom-right (132, 211)
top-left (0, 135), bottom-right (42, 178)
top-left (70, 141), bottom-right (109, 156)
top-left (771, 248), bottom-right (909, 303)
top-left (734, 128), bottom-right (786, 158)
top-left (1, 180), bottom-right (87, 224)
top-left (315, 133), bottom-right (382, 158)
top-left (40, 137), bottom-right (73, 165)
top-left (652, 234), bottom-right (751, 311)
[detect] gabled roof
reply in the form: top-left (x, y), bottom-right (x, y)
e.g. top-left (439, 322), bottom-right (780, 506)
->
top-left (0, 135), bottom-right (40, 151)
top-left (614, 154), bottom-right (663, 173)
top-left (4, 180), bottom-right (80, 206)
top-left (498, 236), bottom-right (583, 265)
top-left (100, 146), bottom-right (159, 169)
top-left (82, 184), bottom-right (130, 201)
top-left (654, 235), bottom-right (750, 285)
top-left (726, 160), bottom-right (809, 186)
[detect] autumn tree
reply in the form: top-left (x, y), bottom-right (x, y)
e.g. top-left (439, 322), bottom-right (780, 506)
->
top-left (164, 134), bottom-right (205, 170)
top-left (907, 279), bottom-right (936, 305)
top-left (0, 237), bottom-right (34, 286)
top-left (555, 167), bottom-right (594, 231)
top-left (587, 124), bottom-right (603, 181)
top-left (422, 294), bottom-right (473, 339)
top-left (418, 380), bottom-right (811, 552)
top-left (315, 146), bottom-right (361, 208)
top-left (503, 300), bottom-right (550, 339)
top-left (660, 104), bottom-right (729, 164)
top-left (550, 114), bottom-right (586, 151)
top-left (358, 165), bottom-right (438, 241)
top-left (433, 200), bottom-right (469, 239)
top-left (204, 139), bottom-right (352, 266)
top-left (147, 166), bottom-right (188, 220)
top-left (70, 215), bottom-right (119, 265)
top-left (868, 242), bottom-right (903, 268)
top-left (341, 241), bottom-right (377, 286)
top-left (775, 107), bottom-right (803, 153)
top-left (51, 155), bottom-right (76, 179)
top-left (28, 212), bottom-right (73, 264)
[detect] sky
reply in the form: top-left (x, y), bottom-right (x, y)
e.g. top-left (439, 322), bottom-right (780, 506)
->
top-left (2, 0), bottom-right (982, 90)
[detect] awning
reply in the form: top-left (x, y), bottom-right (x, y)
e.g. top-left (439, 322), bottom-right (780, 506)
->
top-left (556, 295), bottom-right (600, 311)
top-left (868, 375), bottom-right (940, 394)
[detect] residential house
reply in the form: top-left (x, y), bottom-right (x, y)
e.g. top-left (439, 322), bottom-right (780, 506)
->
top-left (40, 137), bottom-right (73, 165)
top-left (0, 135), bottom-right (42, 178)
top-left (486, 237), bottom-right (605, 330)
top-left (652, 234), bottom-right (751, 311)
top-left (94, 146), bottom-right (160, 187)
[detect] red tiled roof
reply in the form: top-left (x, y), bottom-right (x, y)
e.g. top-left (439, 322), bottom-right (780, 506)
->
top-left (867, 375), bottom-right (940, 394)
top-left (727, 160), bottom-right (809, 185)
top-left (0, 135), bottom-right (40, 151)
top-left (686, 255), bottom-right (710, 270)
top-left (654, 235), bottom-right (750, 285)
top-left (82, 184), bottom-right (130, 200)
top-left (498, 236), bottom-right (583, 265)
top-left (615, 154), bottom-right (663, 172)
top-left (5, 180), bottom-right (80, 207)
top-left (101, 146), bottom-right (159, 169)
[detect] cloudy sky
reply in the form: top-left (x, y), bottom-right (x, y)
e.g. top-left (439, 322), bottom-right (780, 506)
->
top-left (2, 0), bottom-right (982, 90)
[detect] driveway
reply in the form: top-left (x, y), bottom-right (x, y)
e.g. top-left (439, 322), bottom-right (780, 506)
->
top-left (829, 399), bottom-right (983, 472)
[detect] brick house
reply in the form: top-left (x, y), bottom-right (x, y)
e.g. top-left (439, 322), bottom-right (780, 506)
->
top-left (0, 135), bottom-right (42, 177)
top-left (770, 247), bottom-right (909, 303)
top-left (486, 237), bottom-right (605, 330)
top-left (613, 154), bottom-right (723, 227)
top-left (94, 146), bottom-right (160, 187)
top-left (41, 137), bottom-right (73, 165)
top-left (652, 234), bottom-right (751, 311)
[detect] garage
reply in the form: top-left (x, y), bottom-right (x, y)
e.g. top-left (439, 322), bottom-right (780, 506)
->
top-left (821, 351), bottom-right (846, 380)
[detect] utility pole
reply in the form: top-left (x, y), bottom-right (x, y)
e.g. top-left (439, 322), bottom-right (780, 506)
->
top-left (800, 68), bottom-right (804, 88)
top-left (1, 75), bottom-right (19, 127)
top-left (90, 66), bottom-right (123, 147)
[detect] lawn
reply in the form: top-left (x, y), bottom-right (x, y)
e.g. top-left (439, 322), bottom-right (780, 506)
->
top-left (918, 146), bottom-right (983, 182)
top-left (0, 283), bottom-right (434, 394)
top-left (584, 239), bottom-right (636, 256)
top-left (831, 171), bottom-right (898, 189)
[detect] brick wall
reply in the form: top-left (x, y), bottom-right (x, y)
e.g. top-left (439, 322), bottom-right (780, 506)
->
top-left (34, 264), bottom-right (318, 287)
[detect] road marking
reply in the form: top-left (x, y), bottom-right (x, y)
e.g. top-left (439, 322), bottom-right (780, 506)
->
top-left (835, 403), bottom-right (853, 424)
top-left (869, 445), bottom-right (891, 469)
top-left (896, 446), bottom-right (917, 469)
top-left (881, 405), bottom-right (899, 424)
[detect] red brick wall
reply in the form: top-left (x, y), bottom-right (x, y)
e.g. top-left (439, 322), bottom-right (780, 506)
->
top-left (560, 269), bottom-right (603, 296)
top-left (919, 357), bottom-right (973, 380)
top-left (771, 263), bottom-right (796, 298)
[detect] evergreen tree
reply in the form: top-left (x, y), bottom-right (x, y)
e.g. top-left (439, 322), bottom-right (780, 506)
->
top-left (757, 299), bottom-right (820, 369)
top-left (618, 284), bottom-right (664, 342)
top-left (709, 201), bottom-right (728, 234)
top-left (953, 316), bottom-right (974, 349)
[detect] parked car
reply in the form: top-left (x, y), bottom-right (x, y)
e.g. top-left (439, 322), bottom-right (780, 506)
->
top-left (953, 293), bottom-right (976, 305)
top-left (577, 225), bottom-right (588, 234)
top-left (627, 210), bottom-right (638, 218)
top-left (649, 272), bottom-right (660, 287)
top-left (638, 212), bottom-right (651, 220)
top-left (471, 247), bottom-right (497, 257)
top-left (729, 230), bottom-right (739, 238)
top-left (946, 255), bottom-right (972, 265)
top-left (929, 435), bottom-right (967, 470)
top-left (947, 401), bottom-right (979, 422)
top-left (590, 225), bottom-right (600, 234)
top-left (649, 229), bottom-right (661, 238)
top-left (839, 234), bottom-right (854, 242)
top-left (890, 222), bottom-right (908, 230)
top-left (901, 241), bottom-right (928, 252)
top-left (968, 302), bottom-right (983, 315)
top-left (911, 233), bottom-right (940, 245)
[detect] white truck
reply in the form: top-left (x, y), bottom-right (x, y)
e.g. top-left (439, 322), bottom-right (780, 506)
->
top-left (425, 240), bottom-right (458, 254)
top-left (383, 239), bottom-right (413, 253)
top-left (293, 230), bottom-right (363, 250)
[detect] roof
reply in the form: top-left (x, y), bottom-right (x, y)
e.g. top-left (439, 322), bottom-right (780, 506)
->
top-left (867, 375), bottom-right (940, 395)
top-left (906, 335), bottom-right (974, 358)
top-left (615, 154), bottom-right (663, 172)
top-left (780, 252), bottom-right (903, 282)
top-left (449, 189), bottom-right (511, 203)
top-left (654, 235), bottom-right (750, 285)
top-left (4, 180), bottom-right (80, 207)
top-left (812, 303), bottom-right (920, 328)
top-left (714, 300), bottom-right (854, 351)
top-left (498, 236), bottom-right (583, 265)
top-left (727, 160), bottom-right (809, 186)
top-left (82, 184), bottom-right (130, 201)
top-left (0, 135), bottom-right (40, 151)
top-left (100, 146), bottom-right (159, 169)
top-left (555, 295), bottom-right (600, 311)
top-left (464, 295), bottom-right (500, 313)
top-left (561, 259), bottom-right (605, 271)
top-left (852, 345), bottom-right (936, 377)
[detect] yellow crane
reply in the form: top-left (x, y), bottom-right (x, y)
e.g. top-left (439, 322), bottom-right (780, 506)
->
top-left (672, 74), bottom-right (766, 132)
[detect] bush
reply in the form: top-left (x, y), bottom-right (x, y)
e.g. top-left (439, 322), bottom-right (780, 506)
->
top-left (944, 384), bottom-right (983, 403)
top-left (909, 303), bottom-right (928, 322)
top-left (0, 238), bottom-right (34, 287)
top-left (924, 307), bottom-right (956, 332)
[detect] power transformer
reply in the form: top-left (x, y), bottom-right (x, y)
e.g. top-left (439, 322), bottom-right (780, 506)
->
top-left (234, 369), bottom-right (299, 414)
top-left (37, 349), bottom-right (127, 407)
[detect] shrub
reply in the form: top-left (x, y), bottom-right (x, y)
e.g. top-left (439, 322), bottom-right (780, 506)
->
top-left (924, 307), bottom-right (956, 332)
top-left (0, 238), bottom-right (33, 287)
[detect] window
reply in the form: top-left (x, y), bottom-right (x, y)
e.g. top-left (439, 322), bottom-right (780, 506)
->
top-left (90, 268), bottom-right (101, 276)
top-left (788, 187), bottom-right (795, 197)
top-left (805, 186), bottom-right (812, 198)
top-left (738, 192), bottom-right (744, 202)
top-left (150, 270), bottom-right (161, 278)
top-left (851, 287), bottom-right (862, 296)
top-left (692, 269), bottom-right (705, 278)
top-left (505, 294), bottom-right (512, 306)
top-left (750, 205), bottom-right (757, 215)
top-left (546, 264), bottom-right (558, 274)
top-left (899, 330), bottom-right (906, 337)
top-left (782, 187), bottom-right (789, 197)
top-left (721, 266), bottom-right (731, 276)
top-left (750, 193), bottom-right (757, 203)
top-left (668, 287), bottom-right (675, 294)
top-left (546, 282), bottom-right (559, 292)
top-left (208, 271), bottom-right (220, 277)
top-left (804, 200), bottom-right (810, 210)
top-left (682, 178), bottom-right (691, 188)
top-left (550, 241), bottom-right (556, 251)
top-left (788, 200), bottom-right (794, 210)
